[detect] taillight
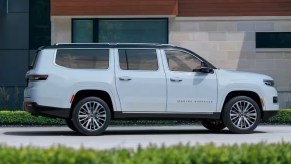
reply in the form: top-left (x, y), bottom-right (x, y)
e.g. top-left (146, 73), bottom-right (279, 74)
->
top-left (28, 74), bottom-right (48, 81)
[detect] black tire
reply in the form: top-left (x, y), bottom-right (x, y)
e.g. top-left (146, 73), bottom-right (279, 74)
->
top-left (65, 119), bottom-right (77, 132)
top-left (72, 97), bottom-right (111, 136)
top-left (201, 120), bottom-right (226, 132)
top-left (222, 96), bottom-right (261, 134)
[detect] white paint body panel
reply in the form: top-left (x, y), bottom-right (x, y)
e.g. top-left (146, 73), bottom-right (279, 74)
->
top-left (24, 47), bottom-right (279, 115)
top-left (160, 50), bottom-right (218, 113)
top-left (215, 69), bottom-right (279, 112)
top-left (24, 49), bottom-right (120, 111)
top-left (114, 49), bottom-right (167, 112)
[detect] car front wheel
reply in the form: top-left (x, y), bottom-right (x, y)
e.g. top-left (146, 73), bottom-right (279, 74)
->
top-left (222, 96), bottom-right (261, 134)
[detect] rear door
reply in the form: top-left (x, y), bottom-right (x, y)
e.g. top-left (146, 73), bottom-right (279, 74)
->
top-left (115, 48), bottom-right (167, 112)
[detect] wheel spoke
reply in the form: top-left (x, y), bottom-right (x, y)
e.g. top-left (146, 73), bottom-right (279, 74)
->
top-left (236, 117), bottom-right (241, 127)
top-left (245, 115), bottom-right (256, 121)
top-left (85, 104), bottom-right (91, 114)
top-left (244, 117), bottom-right (251, 126)
top-left (86, 119), bottom-right (91, 129)
top-left (97, 117), bottom-right (106, 121)
top-left (81, 118), bottom-right (89, 126)
top-left (90, 118), bottom-right (94, 130)
top-left (98, 111), bottom-right (106, 115)
top-left (238, 102), bottom-right (243, 112)
top-left (235, 103), bottom-right (242, 113)
top-left (80, 116), bottom-right (89, 122)
top-left (97, 119), bottom-right (103, 126)
top-left (93, 119), bottom-right (100, 128)
top-left (243, 102), bottom-right (250, 113)
top-left (79, 110), bottom-right (87, 115)
top-left (79, 114), bottom-right (88, 118)
top-left (230, 113), bottom-right (239, 117)
top-left (93, 103), bottom-right (100, 114)
top-left (231, 116), bottom-right (239, 123)
top-left (246, 109), bottom-right (256, 114)
top-left (96, 114), bottom-right (106, 118)
top-left (246, 113), bottom-right (257, 116)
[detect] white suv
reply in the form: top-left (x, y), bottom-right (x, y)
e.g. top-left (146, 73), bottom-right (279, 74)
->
top-left (24, 43), bottom-right (279, 135)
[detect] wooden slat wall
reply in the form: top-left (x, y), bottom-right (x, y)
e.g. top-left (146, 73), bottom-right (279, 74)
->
top-left (51, 0), bottom-right (178, 16)
top-left (178, 0), bottom-right (291, 16)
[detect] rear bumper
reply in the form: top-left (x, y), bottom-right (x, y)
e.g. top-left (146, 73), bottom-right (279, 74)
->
top-left (262, 110), bottom-right (278, 121)
top-left (23, 102), bottom-right (70, 119)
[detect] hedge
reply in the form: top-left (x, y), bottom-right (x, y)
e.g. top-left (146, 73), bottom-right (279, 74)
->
top-left (0, 109), bottom-right (290, 126)
top-left (0, 142), bottom-right (291, 163)
top-left (0, 111), bottom-right (64, 126)
top-left (265, 109), bottom-right (291, 124)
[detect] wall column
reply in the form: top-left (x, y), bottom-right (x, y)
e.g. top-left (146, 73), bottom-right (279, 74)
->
top-left (51, 17), bottom-right (72, 44)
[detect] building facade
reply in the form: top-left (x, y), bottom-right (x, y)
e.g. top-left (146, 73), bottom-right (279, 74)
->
top-left (0, 0), bottom-right (50, 109)
top-left (51, 0), bottom-right (291, 108)
top-left (1, 0), bottom-right (291, 109)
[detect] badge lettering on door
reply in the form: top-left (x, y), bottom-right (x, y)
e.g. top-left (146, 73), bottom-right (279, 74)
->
top-left (177, 100), bottom-right (213, 103)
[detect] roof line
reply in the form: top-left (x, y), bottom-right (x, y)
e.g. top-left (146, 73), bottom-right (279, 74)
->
top-left (54, 43), bottom-right (175, 46)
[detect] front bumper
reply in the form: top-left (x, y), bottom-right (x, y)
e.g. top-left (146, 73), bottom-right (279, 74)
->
top-left (262, 110), bottom-right (278, 121)
top-left (23, 102), bottom-right (70, 119)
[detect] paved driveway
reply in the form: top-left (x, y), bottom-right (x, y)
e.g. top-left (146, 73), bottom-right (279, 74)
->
top-left (0, 125), bottom-right (290, 149)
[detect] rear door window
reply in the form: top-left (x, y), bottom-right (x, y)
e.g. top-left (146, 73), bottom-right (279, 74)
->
top-left (118, 49), bottom-right (158, 71)
top-left (56, 49), bottom-right (109, 69)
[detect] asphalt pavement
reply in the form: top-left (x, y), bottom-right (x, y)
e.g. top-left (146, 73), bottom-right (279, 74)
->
top-left (0, 125), bottom-right (290, 150)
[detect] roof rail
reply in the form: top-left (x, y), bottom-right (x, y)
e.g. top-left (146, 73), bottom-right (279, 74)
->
top-left (53, 43), bottom-right (170, 46)
top-left (54, 43), bottom-right (112, 45)
top-left (44, 43), bottom-right (178, 50)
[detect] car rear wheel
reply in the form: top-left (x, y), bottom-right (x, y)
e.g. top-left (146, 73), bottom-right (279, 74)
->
top-left (222, 96), bottom-right (261, 134)
top-left (65, 119), bottom-right (77, 132)
top-left (201, 120), bottom-right (226, 132)
top-left (72, 97), bottom-right (111, 136)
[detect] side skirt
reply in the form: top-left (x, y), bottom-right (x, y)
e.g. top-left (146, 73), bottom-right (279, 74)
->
top-left (113, 112), bottom-right (221, 120)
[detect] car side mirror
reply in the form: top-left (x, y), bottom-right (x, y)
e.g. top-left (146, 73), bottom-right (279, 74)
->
top-left (199, 67), bottom-right (214, 74)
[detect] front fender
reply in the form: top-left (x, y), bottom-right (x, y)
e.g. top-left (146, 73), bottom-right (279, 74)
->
top-left (217, 83), bottom-right (264, 112)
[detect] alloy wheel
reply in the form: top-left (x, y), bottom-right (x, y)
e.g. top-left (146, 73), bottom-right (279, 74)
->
top-left (78, 101), bottom-right (107, 131)
top-left (229, 100), bottom-right (257, 129)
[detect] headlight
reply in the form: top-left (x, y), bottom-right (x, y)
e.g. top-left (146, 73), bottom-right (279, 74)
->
top-left (264, 79), bottom-right (274, 87)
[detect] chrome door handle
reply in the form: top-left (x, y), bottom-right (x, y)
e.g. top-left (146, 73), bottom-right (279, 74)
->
top-left (119, 76), bottom-right (132, 81)
top-left (170, 77), bottom-right (183, 82)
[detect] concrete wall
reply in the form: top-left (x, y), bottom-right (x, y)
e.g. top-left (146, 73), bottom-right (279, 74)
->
top-left (51, 17), bottom-right (71, 44)
top-left (169, 17), bottom-right (291, 108)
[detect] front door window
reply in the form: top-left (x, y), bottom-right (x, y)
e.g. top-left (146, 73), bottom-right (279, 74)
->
top-left (165, 50), bottom-right (202, 72)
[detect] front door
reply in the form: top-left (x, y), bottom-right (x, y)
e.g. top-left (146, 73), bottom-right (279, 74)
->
top-left (115, 48), bottom-right (167, 112)
top-left (162, 49), bottom-right (218, 113)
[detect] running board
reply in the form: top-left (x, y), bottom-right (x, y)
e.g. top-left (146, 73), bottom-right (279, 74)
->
top-left (113, 112), bottom-right (221, 120)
